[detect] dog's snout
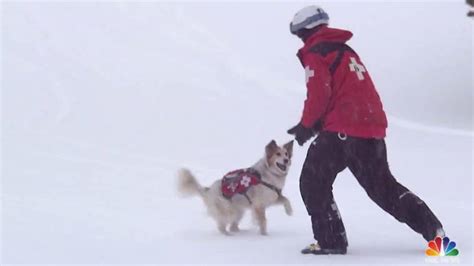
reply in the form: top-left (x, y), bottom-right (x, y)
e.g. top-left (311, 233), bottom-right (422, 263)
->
top-left (284, 159), bottom-right (289, 164)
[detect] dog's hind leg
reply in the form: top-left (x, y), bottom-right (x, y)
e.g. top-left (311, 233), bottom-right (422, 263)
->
top-left (229, 208), bottom-right (244, 232)
top-left (252, 207), bottom-right (267, 235)
top-left (217, 220), bottom-right (230, 235)
top-left (213, 200), bottom-right (231, 235)
top-left (229, 218), bottom-right (241, 232)
top-left (229, 223), bottom-right (239, 232)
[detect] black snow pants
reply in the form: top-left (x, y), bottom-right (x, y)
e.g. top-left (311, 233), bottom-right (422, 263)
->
top-left (299, 131), bottom-right (443, 249)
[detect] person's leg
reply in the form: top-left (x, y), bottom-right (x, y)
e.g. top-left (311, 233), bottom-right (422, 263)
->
top-left (347, 137), bottom-right (443, 241)
top-left (310, 196), bottom-right (348, 249)
top-left (300, 132), bottom-right (348, 250)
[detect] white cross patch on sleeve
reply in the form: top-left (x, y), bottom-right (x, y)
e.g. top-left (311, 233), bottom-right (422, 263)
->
top-left (304, 65), bottom-right (314, 84)
top-left (348, 57), bottom-right (366, 81)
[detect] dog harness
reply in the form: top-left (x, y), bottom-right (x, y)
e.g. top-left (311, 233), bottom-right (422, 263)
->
top-left (221, 168), bottom-right (282, 204)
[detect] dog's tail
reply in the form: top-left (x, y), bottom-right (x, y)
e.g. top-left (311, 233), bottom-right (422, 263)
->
top-left (177, 168), bottom-right (208, 197)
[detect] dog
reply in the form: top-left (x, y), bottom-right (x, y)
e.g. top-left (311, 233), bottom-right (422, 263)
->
top-left (177, 140), bottom-right (294, 235)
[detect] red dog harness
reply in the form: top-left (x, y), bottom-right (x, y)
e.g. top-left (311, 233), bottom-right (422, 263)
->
top-left (221, 168), bottom-right (281, 204)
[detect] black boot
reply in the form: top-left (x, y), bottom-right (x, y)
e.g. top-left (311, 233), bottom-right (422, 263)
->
top-left (301, 243), bottom-right (347, 255)
top-left (309, 202), bottom-right (348, 251)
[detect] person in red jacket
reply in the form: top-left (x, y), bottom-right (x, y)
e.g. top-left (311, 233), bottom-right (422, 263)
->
top-left (287, 6), bottom-right (445, 255)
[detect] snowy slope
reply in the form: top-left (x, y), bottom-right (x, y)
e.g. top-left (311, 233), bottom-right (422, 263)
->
top-left (1, 1), bottom-right (472, 265)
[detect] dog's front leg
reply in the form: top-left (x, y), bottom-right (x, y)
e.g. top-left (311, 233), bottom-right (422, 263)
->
top-left (253, 207), bottom-right (267, 235)
top-left (278, 195), bottom-right (293, 216)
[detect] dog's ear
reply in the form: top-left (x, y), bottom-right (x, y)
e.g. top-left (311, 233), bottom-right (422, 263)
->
top-left (265, 140), bottom-right (278, 161)
top-left (283, 140), bottom-right (294, 157)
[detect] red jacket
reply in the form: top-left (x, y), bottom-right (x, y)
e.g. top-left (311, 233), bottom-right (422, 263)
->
top-left (297, 26), bottom-right (387, 139)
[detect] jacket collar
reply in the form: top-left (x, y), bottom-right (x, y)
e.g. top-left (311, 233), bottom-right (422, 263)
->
top-left (298, 26), bottom-right (353, 56)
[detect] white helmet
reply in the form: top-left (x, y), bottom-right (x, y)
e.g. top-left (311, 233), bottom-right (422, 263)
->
top-left (290, 5), bottom-right (329, 35)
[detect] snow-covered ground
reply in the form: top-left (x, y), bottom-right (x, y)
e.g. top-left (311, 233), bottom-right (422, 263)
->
top-left (1, 1), bottom-right (472, 265)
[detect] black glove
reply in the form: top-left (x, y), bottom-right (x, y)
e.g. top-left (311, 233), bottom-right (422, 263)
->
top-left (287, 122), bottom-right (315, 146)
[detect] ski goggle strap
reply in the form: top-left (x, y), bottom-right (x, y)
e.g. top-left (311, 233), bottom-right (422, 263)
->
top-left (290, 12), bottom-right (329, 34)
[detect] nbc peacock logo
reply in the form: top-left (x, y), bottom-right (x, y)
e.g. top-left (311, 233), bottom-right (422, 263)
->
top-left (425, 236), bottom-right (459, 256)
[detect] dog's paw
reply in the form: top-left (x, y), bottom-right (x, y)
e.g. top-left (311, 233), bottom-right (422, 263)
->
top-left (218, 224), bottom-right (231, 236)
top-left (220, 230), bottom-right (231, 236)
top-left (280, 197), bottom-right (293, 216)
top-left (229, 224), bottom-right (240, 232)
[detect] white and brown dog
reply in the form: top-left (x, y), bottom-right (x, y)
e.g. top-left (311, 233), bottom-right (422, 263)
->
top-left (177, 140), bottom-right (294, 235)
